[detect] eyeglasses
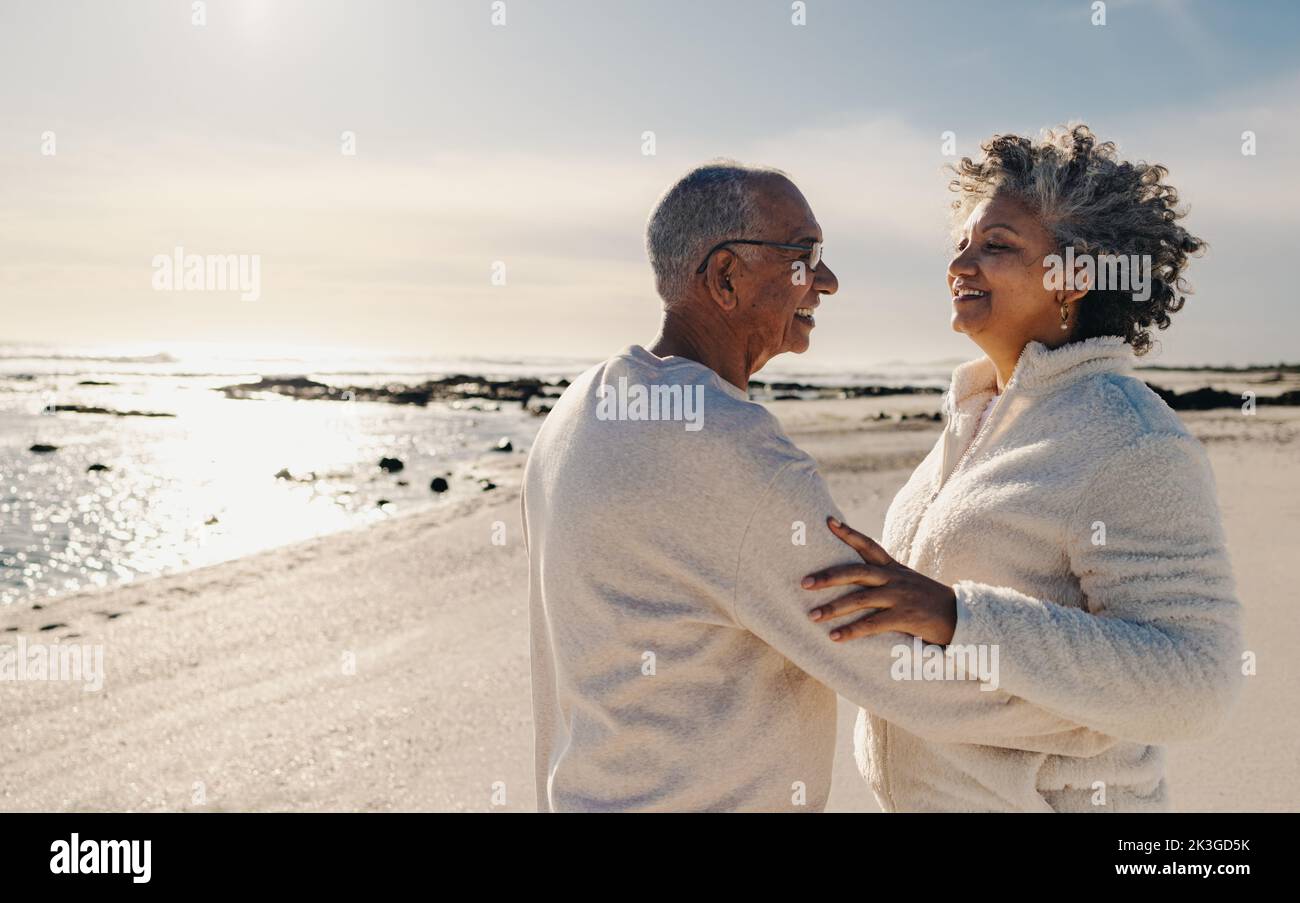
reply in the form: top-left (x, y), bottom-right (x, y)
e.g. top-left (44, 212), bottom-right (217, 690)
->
top-left (695, 239), bottom-right (824, 274)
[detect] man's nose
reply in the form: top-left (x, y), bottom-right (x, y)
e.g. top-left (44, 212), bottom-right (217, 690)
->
top-left (814, 261), bottom-right (838, 295)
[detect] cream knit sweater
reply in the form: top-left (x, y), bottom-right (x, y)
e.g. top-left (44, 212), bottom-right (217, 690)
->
top-left (857, 336), bottom-right (1245, 811)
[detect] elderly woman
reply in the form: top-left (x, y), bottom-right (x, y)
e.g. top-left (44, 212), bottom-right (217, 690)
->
top-left (802, 125), bottom-right (1244, 812)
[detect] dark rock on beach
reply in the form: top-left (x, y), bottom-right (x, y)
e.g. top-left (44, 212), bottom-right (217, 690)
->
top-left (1272, 390), bottom-right (1300, 405)
top-left (841, 384), bottom-right (945, 399)
top-left (87, 463), bottom-right (111, 472)
top-left (428, 376), bottom-right (547, 405)
top-left (29, 444), bottom-right (58, 453)
top-left (216, 376), bottom-right (336, 401)
top-left (392, 389), bottom-right (432, 405)
top-left (430, 477), bottom-right (450, 493)
top-left (748, 379), bottom-right (944, 401)
top-left (378, 457), bottom-right (405, 473)
top-left (769, 381), bottom-right (821, 392)
top-left (1148, 384), bottom-right (1237, 411)
top-left (1147, 383), bottom-right (1300, 411)
top-left (213, 373), bottom-right (569, 408)
top-left (50, 404), bottom-right (174, 418)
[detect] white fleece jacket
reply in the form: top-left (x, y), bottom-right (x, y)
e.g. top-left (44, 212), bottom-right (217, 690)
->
top-left (857, 336), bottom-right (1245, 812)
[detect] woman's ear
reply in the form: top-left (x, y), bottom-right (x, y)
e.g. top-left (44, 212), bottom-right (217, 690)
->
top-left (1065, 262), bottom-right (1092, 304)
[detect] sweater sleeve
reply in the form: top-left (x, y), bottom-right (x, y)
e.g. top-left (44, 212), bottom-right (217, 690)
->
top-left (733, 456), bottom-right (1117, 756)
top-left (949, 432), bottom-right (1244, 745)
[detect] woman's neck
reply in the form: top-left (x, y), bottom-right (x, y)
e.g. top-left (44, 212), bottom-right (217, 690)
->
top-left (983, 346), bottom-right (1019, 394)
top-left (980, 327), bottom-right (1078, 393)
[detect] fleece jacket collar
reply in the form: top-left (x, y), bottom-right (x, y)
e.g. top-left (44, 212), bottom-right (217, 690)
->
top-left (945, 335), bottom-right (1136, 419)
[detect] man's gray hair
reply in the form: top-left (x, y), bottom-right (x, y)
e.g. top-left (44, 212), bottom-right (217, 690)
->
top-left (645, 160), bottom-right (787, 304)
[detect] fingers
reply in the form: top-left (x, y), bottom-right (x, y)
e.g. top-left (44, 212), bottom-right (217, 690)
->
top-left (807, 588), bottom-right (893, 623)
top-left (801, 562), bottom-right (889, 591)
top-left (826, 517), bottom-right (893, 566)
top-left (829, 609), bottom-right (906, 642)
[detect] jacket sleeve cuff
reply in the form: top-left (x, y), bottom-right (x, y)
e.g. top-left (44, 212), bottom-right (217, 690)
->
top-left (948, 579), bottom-right (989, 649)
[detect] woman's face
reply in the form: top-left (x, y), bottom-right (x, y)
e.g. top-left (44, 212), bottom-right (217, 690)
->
top-left (947, 194), bottom-right (1075, 356)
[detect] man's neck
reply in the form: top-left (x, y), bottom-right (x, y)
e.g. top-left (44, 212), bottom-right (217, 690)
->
top-left (648, 313), bottom-right (757, 392)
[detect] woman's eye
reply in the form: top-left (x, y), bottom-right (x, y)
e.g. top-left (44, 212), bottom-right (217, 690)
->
top-left (986, 242), bottom-right (1009, 251)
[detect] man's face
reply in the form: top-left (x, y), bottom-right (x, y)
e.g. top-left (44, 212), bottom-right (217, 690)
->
top-left (730, 176), bottom-right (839, 367)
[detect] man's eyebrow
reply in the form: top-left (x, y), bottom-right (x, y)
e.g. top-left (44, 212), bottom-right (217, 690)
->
top-left (788, 234), bottom-right (820, 245)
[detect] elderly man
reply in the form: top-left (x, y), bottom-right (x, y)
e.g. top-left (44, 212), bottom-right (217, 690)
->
top-left (522, 161), bottom-right (1097, 812)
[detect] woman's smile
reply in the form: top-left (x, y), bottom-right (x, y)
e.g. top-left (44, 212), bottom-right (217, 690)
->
top-left (951, 283), bottom-right (990, 303)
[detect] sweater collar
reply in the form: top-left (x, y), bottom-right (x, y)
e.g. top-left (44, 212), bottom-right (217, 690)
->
top-left (947, 335), bottom-right (1135, 415)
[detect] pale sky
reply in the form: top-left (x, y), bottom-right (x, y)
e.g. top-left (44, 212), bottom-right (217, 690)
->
top-left (2, 0), bottom-right (1298, 367)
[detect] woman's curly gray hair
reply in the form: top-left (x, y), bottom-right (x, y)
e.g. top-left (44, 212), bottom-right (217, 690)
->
top-left (948, 124), bottom-right (1205, 355)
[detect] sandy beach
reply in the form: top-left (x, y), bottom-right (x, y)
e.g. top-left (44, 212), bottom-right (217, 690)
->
top-left (2, 393), bottom-right (1296, 812)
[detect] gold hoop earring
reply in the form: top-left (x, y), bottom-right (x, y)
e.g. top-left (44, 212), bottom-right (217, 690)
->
top-left (1059, 300), bottom-right (1070, 331)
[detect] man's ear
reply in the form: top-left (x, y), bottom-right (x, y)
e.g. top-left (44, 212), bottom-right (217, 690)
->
top-left (703, 251), bottom-right (740, 311)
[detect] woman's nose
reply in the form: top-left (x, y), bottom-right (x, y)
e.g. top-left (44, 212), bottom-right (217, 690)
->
top-left (948, 251), bottom-right (977, 280)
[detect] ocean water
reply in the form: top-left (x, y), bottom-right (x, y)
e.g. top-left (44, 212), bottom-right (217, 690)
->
top-left (0, 343), bottom-right (956, 610)
top-left (0, 345), bottom-right (573, 610)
